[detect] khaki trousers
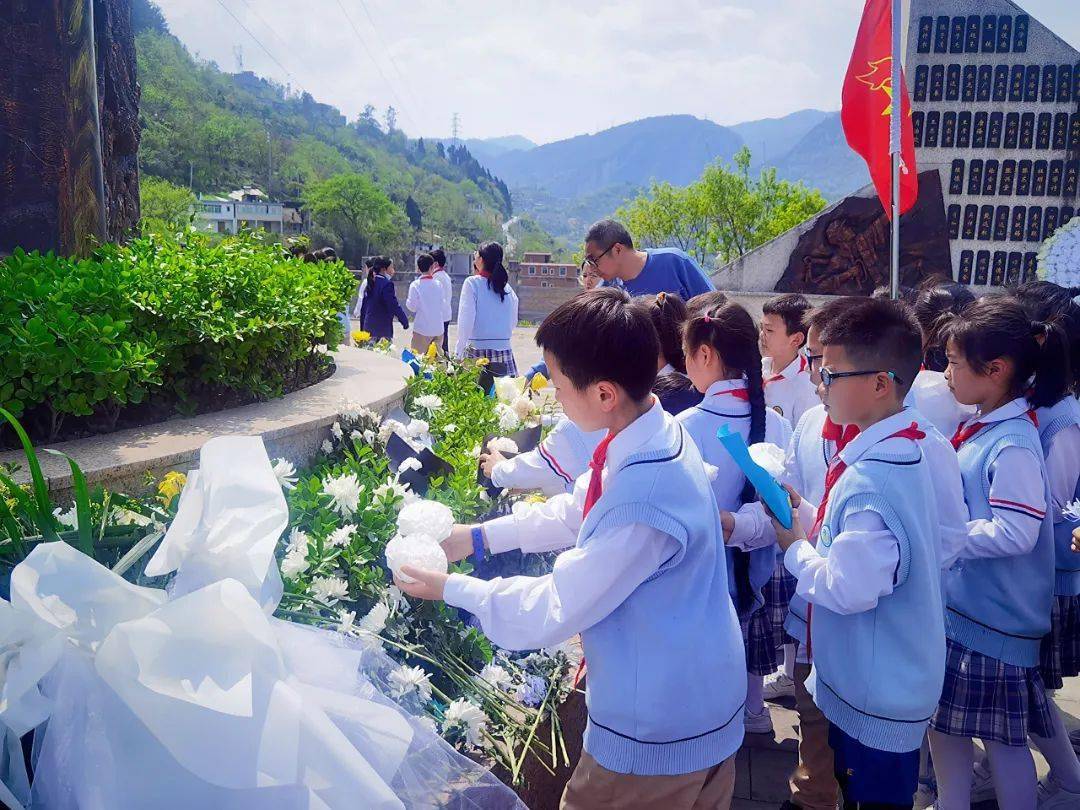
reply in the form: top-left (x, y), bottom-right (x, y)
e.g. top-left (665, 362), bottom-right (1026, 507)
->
top-left (410, 332), bottom-right (440, 354)
top-left (790, 662), bottom-right (840, 810)
top-left (561, 751), bottom-right (735, 810)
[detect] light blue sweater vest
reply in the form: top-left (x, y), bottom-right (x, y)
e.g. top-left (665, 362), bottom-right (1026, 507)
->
top-left (578, 416), bottom-right (746, 775)
top-left (947, 416), bottom-right (1055, 666)
top-left (1037, 397), bottom-right (1080, 596)
top-left (807, 437), bottom-right (945, 753)
top-left (461, 275), bottom-right (517, 350)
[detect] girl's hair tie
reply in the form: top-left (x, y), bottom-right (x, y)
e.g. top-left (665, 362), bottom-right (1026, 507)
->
top-left (703, 314), bottom-right (712, 324)
top-left (656, 291), bottom-right (667, 306)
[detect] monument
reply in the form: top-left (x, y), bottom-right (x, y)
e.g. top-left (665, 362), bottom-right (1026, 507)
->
top-left (718, 0), bottom-right (1080, 292)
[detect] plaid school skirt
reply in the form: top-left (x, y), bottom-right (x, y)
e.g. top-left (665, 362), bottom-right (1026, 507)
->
top-left (466, 346), bottom-right (518, 377)
top-left (763, 558), bottom-right (798, 649)
top-left (742, 606), bottom-right (781, 676)
top-left (1040, 594), bottom-right (1080, 689)
top-left (930, 637), bottom-right (1055, 746)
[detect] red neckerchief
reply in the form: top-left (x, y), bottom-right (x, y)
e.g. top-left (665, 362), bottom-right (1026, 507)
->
top-left (477, 269), bottom-right (491, 279)
top-left (950, 408), bottom-right (1038, 450)
top-left (821, 417), bottom-right (860, 454)
top-left (713, 388), bottom-right (750, 401)
top-left (764, 355), bottom-right (807, 387)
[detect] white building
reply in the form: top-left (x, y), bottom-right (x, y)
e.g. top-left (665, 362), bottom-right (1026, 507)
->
top-left (193, 187), bottom-right (285, 235)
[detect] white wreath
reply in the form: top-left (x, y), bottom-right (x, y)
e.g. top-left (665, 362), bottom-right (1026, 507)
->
top-left (1038, 217), bottom-right (1080, 289)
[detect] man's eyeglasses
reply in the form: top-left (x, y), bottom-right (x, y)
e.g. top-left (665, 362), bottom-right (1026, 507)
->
top-left (819, 367), bottom-right (903, 388)
top-left (801, 349), bottom-right (823, 373)
top-left (580, 244), bottom-right (614, 273)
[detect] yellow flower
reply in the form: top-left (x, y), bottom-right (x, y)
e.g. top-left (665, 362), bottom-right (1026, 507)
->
top-left (475, 357), bottom-right (490, 367)
top-left (352, 330), bottom-right (371, 345)
top-left (525, 494), bottom-right (547, 504)
top-left (157, 471), bottom-right (187, 507)
top-left (425, 341), bottom-right (438, 360)
top-left (529, 373), bottom-right (548, 392)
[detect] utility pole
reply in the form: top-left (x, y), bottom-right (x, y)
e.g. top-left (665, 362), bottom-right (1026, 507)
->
top-left (266, 130), bottom-right (272, 198)
top-left (451, 112), bottom-right (460, 144)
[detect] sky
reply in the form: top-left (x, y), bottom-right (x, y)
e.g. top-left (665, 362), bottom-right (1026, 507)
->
top-left (154, 0), bottom-right (1080, 145)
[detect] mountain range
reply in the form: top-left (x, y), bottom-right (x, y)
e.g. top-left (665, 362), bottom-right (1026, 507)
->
top-left (456, 111), bottom-right (870, 241)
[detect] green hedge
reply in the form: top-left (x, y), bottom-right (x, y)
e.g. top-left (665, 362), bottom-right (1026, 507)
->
top-left (0, 232), bottom-right (354, 440)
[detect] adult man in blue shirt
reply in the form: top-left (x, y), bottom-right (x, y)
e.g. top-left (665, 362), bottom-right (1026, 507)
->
top-left (583, 219), bottom-right (715, 300)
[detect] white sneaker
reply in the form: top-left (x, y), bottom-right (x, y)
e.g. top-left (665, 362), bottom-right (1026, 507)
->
top-left (743, 704), bottom-right (774, 734)
top-left (763, 671), bottom-right (796, 700)
top-left (970, 757), bottom-right (996, 804)
top-left (1037, 774), bottom-right (1080, 808)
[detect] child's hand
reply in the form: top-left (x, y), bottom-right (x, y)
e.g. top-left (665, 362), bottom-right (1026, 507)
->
top-left (1072, 526), bottom-right (1080, 554)
top-left (395, 567), bottom-right (449, 601)
top-left (479, 450), bottom-right (506, 477)
top-left (441, 524), bottom-right (475, 563)
top-left (719, 510), bottom-right (734, 542)
top-left (768, 484), bottom-right (807, 552)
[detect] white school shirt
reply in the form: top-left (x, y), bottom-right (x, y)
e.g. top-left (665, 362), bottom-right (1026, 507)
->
top-left (406, 274), bottom-right (445, 338)
top-left (783, 411), bottom-right (931, 616)
top-left (1045, 420), bottom-right (1080, 525)
top-left (433, 267), bottom-right (453, 322)
top-left (763, 355), bottom-right (819, 429)
top-left (443, 399), bottom-right (680, 651)
top-left (904, 369), bottom-right (976, 440)
top-left (905, 406), bottom-right (970, 570)
top-left (490, 416), bottom-right (606, 496)
top-left (956, 397), bottom-right (1048, 559)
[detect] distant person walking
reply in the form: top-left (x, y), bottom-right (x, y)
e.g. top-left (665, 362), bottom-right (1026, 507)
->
top-left (406, 252), bottom-right (445, 355)
top-left (430, 248), bottom-right (453, 353)
top-left (583, 219), bottom-right (714, 300)
top-left (358, 256), bottom-right (409, 343)
top-left (454, 241), bottom-right (519, 376)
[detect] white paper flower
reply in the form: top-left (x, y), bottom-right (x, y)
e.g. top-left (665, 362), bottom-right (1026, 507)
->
top-left (321, 439), bottom-right (334, 454)
top-left (748, 443), bottom-right (786, 479)
top-left (271, 458), bottom-right (298, 490)
top-left (397, 499), bottom-right (454, 541)
top-left (398, 457), bottom-right (423, 474)
top-left (322, 472), bottom-right (364, 516)
top-left (336, 609), bottom-right (356, 635)
top-left (495, 403), bottom-right (520, 432)
top-left (388, 664), bottom-right (433, 702)
top-left (494, 376), bottom-right (525, 404)
top-left (331, 422), bottom-right (344, 440)
top-left (385, 532), bottom-right (448, 583)
top-left (413, 394), bottom-right (443, 414)
top-left (326, 525), bottom-right (355, 548)
top-left (358, 601), bottom-right (390, 634)
top-left (443, 698), bottom-right (488, 747)
top-left (286, 527), bottom-right (310, 553)
top-left (487, 436), bottom-right (519, 455)
top-left (281, 549), bottom-right (309, 578)
top-left (1063, 499), bottom-right (1080, 522)
top-left (310, 575), bottom-right (350, 603)
top-left (443, 423), bottom-right (457, 434)
top-left (475, 663), bottom-right (512, 691)
top-left (511, 395), bottom-right (534, 422)
top-left (53, 506), bottom-right (78, 530)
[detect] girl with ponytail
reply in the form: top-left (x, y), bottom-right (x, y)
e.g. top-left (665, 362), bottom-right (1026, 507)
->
top-left (454, 241), bottom-right (520, 375)
top-left (358, 256), bottom-right (408, 343)
top-left (629, 292), bottom-right (703, 415)
top-left (676, 298), bottom-right (792, 736)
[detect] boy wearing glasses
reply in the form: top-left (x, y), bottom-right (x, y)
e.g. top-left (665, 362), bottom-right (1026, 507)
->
top-left (767, 297), bottom-right (946, 810)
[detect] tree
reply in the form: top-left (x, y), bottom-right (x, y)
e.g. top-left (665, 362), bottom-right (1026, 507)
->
top-left (356, 104), bottom-right (380, 133)
top-left (278, 136), bottom-right (351, 196)
top-left (139, 175), bottom-right (195, 232)
top-left (416, 137), bottom-right (426, 156)
top-left (405, 195), bottom-right (422, 231)
top-left (384, 106), bottom-right (397, 133)
top-left (436, 142), bottom-right (446, 160)
top-left (304, 173), bottom-right (407, 262)
top-left (617, 182), bottom-right (711, 264)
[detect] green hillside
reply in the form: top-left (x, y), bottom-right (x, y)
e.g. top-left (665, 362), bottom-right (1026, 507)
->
top-left (132, 1), bottom-right (511, 255)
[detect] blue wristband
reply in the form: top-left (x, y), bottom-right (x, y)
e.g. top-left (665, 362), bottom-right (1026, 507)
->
top-left (471, 527), bottom-right (486, 565)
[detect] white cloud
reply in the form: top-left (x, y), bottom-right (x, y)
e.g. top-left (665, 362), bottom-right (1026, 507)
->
top-left (153, 0), bottom-right (1080, 144)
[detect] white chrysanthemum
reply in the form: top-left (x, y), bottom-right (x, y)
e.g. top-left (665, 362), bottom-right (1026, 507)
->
top-left (336, 609), bottom-right (356, 635)
top-left (310, 575), bottom-right (349, 603)
top-left (281, 549), bottom-right (309, 579)
top-left (112, 507), bottom-right (151, 527)
top-left (1039, 217), bottom-right (1080, 287)
top-left (413, 394), bottom-right (443, 414)
top-left (442, 698), bottom-right (488, 747)
top-left (397, 499), bottom-right (454, 541)
top-left (378, 419), bottom-right (405, 445)
top-left (494, 376), bottom-right (525, 404)
top-left (362, 429), bottom-right (375, 444)
top-left (53, 506), bottom-right (78, 530)
top-left (398, 457), bottom-right (423, 473)
top-left (331, 422), bottom-right (344, 440)
top-left (475, 663), bottom-right (512, 691)
top-left (495, 403), bottom-right (520, 432)
top-left (385, 532), bottom-right (448, 583)
top-left (406, 418), bottom-right (430, 439)
top-left (373, 478), bottom-right (415, 511)
top-left (478, 490), bottom-right (491, 502)
top-left (286, 526), bottom-right (310, 553)
top-left (382, 584), bottom-right (408, 612)
top-left (443, 423), bottom-right (457, 434)
top-left (322, 472), bottom-right (364, 516)
top-left (340, 400), bottom-right (375, 422)
top-left (350, 430), bottom-right (362, 444)
top-left (326, 525), bottom-right (355, 548)
top-left (321, 439), bottom-right (334, 454)
top-left (271, 458), bottom-right (298, 490)
top-left (1063, 499), bottom-right (1080, 522)
top-left (487, 436), bottom-right (519, 455)
top-left (358, 601), bottom-right (390, 634)
top-left (469, 444), bottom-right (482, 459)
top-left (388, 664), bottom-right (433, 702)
top-left (511, 395), bottom-right (534, 422)
top-left (748, 443), bottom-right (786, 479)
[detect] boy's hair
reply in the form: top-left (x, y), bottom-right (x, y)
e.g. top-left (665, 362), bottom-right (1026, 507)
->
top-left (912, 281), bottom-right (976, 371)
top-left (761, 293), bottom-right (812, 344)
top-left (942, 295), bottom-right (1070, 408)
top-left (585, 219), bottom-right (634, 251)
top-left (536, 288), bottom-right (658, 401)
top-left (416, 253), bottom-right (434, 274)
top-left (430, 248), bottom-right (446, 266)
top-left (807, 296), bottom-right (864, 334)
top-left (816, 298), bottom-right (923, 398)
top-left (630, 292), bottom-right (689, 373)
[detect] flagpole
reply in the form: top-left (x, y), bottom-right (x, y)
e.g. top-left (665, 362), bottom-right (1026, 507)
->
top-left (889, 0), bottom-right (902, 300)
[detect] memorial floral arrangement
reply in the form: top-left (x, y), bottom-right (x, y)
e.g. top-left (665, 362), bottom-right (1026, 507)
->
top-left (1038, 216), bottom-right (1080, 289)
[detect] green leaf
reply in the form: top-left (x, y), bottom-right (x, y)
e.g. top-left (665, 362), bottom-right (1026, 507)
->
top-left (43, 450), bottom-right (94, 556)
top-left (0, 406), bottom-right (53, 523)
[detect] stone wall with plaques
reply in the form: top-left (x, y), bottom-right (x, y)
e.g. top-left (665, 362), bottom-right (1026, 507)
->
top-left (908, 0), bottom-right (1079, 287)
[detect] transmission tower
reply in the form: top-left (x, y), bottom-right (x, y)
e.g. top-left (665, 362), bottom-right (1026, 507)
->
top-left (451, 112), bottom-right (460, 144)
top-left (233, 45), bottom-right (244, 72)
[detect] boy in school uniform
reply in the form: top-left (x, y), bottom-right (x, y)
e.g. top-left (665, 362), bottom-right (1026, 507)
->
top-left (429, 248), bottom-right (453, 354)
top-left (760, 293), bottom-right (818, 428)
top-left (396, 288), bottom-right (747, 809)
top-left (405, 252), bottom-right (445, 355)
top-left (768, 298), bottom-right (946, 809)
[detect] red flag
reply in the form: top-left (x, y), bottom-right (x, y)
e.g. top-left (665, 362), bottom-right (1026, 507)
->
top-left (841, 0), bottom-right (918, 218)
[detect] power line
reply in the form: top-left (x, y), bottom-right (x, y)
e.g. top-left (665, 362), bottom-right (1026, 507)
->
top-left (331, 0), bottom-right (418, 133)
top-left (211, 0), bottom-right (300, 89)
top-left (351, 0), bottom-right (426, 120)
top-left (235, 0), bottom-right (298, 60)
